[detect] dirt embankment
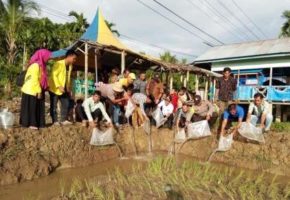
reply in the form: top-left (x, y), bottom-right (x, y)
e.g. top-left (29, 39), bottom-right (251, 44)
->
top-left (0, 124), bottom-right (289, 186)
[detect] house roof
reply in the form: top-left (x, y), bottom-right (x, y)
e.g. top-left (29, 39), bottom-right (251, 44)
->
top-left (194, 38), bottom-right (290, 63)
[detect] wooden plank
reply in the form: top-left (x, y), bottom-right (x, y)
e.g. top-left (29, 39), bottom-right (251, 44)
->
top-left (84, 42), bottom-right (88, 99)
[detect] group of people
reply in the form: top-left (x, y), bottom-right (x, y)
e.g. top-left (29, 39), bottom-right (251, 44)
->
top-left (20, 49), bottom-right (273, 138)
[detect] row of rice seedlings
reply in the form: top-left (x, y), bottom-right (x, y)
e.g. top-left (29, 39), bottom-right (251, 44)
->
top-left (58, 157), bottom-right (289, 200)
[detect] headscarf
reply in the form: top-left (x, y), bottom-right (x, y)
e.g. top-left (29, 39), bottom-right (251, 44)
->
top-left (28, 49), bottom-right (51, 90)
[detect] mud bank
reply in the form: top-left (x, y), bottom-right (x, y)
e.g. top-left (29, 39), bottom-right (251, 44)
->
top-left (0, 124), bottom-right (289, 186)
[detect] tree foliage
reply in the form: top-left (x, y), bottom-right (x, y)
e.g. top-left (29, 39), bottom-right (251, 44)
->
top-left (0, 0), bottom-right (119, 97)
top-left (280, 10), bottom-right (290, 37)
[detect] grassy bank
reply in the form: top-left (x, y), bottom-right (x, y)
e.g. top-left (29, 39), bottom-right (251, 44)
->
top-left (55, 157), bottom-right (290, 200)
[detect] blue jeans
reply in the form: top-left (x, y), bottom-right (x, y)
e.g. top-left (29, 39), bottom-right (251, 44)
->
top-left (250, 114), bottom-right (273, 131)
top-left (113, 105), bottom-right (121, 125)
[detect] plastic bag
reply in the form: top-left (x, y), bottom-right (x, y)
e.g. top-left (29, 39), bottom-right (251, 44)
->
top-left (187, 120), bottom-right (211, 139)
top-left (125, 100), bottom-right (135, 118)
top-left (90, 128), bottom-right (114, 146)
top-left (0, 109), bottom-right (15, 129)
top-left (175, 128), bottom-right (186, 142)
top-left (238, 122), bottom-right (265, 143)
top-left (216, 133), bottom-right (233, 152)
top-left (152, 108), bottom-right (166, 128)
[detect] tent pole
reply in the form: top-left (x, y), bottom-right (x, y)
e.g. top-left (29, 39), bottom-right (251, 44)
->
top-left (204, 76), bottom-right (209, 100)
top-left (121, 51), bottom-right (125, 74)
top-left (185, 71), bottom-right (189, 88)
top-left (95, 49), bottom-right (98, 83)
top-left (269, 67), bottom-right (273, 86)
top-left (170, 72), bottom-right (173, 91)
top-left (84, 42), bottom-right (89, 99)
top-left (213, 78), bottom-right (216, 101)
top-left (195, 74), bottom-right (199, 93)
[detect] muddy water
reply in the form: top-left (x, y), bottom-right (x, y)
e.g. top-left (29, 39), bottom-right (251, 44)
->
top-left (0, 153), bottom-right (289, 200)
top-left (0, 158), bottom-right (144, 200)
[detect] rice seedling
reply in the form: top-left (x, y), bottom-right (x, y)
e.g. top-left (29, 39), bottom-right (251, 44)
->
top-left (56, 156), bottom-right (289, 200)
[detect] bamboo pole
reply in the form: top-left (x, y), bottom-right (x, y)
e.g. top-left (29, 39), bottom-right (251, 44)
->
top-left (84, 42), bottom-right (88, 99)
top-left (121, 51), bottom-right (125, 74)
top-left (204, 76), bottom-right (209, 100)
top-left (185, 71), bottom-right (190, 88)
top-left (94, 49), bottom-right (98, 83)
top-left (195, 74), bottom-right (199, 93)
top-left (170, 72), bottom-right (173, 91)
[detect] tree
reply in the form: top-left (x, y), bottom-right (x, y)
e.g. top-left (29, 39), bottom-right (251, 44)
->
top-left (159, 51), bottom-right (178, 64)
top-left (69, 11), bottom-right (89, 33)
top-left (0, 0), bottom-right (39, 96)
top-left (280, 10), bottom-right (290, 37)
top-left (105, 20), bottom-right (120, 37)
top-left (1, 0), bottom-right (40, 65)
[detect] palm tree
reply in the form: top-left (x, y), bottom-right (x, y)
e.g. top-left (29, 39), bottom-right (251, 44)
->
top-left (105, 20), bottom-right (120, 37)
top-left (280, 10), bottom-right (290, 37)
top-left (160, 51), bottom-right (178, 64)
top-left (0, 0), bottom-right (39, 96)
top-left (1, 0), bottom-right (40, 66)
top-left (69, 11), bottom-right (89, 33)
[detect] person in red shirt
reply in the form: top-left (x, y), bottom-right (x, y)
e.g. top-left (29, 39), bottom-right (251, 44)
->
top-left (170, 88), bottom-right (178, 113)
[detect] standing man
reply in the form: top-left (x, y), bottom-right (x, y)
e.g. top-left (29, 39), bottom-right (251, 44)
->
top-left (133, 72), bottom-right (147, 95)
top-left (215, 67), bottom-right (237, 114)
top-left (49, 50), bottom-right (77, 125)
top-left (220, 104), bottom-right (244, 136)
top-left (246, 93), bottom-right (273, 132)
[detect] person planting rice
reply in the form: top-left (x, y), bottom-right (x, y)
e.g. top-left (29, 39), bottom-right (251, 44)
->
top-left (220, 103), bottom-right (245, 137)
top-left (246, 93), bottom-right (273, 132)
top-left (75, 91), bottom-right (111, 128)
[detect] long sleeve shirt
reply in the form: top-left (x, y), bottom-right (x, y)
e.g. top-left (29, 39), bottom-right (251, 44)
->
top-left (82, 97), bottom-right (111, 122)
top-left (192, 100), bottom-right (214, 117)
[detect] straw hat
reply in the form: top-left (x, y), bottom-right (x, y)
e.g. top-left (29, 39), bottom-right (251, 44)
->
top-left (112, 82), bottom-right (124, 92)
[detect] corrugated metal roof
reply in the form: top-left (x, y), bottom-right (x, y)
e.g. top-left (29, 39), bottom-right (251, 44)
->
top-left (194, 38), bottom-right (290, 63)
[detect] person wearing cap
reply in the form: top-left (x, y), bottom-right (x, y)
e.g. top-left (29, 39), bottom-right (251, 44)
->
top-left (157, 95), bottom-right (174, 129)
top-left (176, 103), bottom-right (194, 129)
top-left (192, 95), bottom-right (218, 127)
top-left (96, 82), bottom-right (128, 127)
top-left (220, 103), bottom-right (245, 136)
top-left (146, 74), bottom-right (164, 105)
top-left (119, 73), bottom-right (136, 88)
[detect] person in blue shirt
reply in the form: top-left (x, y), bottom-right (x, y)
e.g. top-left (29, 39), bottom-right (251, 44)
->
top-left (220, 103), bottom-right (244, 136)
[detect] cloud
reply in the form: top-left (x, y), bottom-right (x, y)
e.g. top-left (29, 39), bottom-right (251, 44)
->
top-left (34, 0), bottom-right (290, 61)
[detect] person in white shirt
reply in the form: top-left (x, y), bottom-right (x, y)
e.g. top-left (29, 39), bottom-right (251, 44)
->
top-left (157, 95), bottom-right (174, 129)
top-left (246, 93), bottom-right (273, 132)
top-left (75, 91), bottom-right (111, 127)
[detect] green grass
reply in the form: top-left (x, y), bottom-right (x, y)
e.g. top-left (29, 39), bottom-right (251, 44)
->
top-left (271, 122), bottom-right (290, 133)
top-left (56, 156), bottom-right (290, 200)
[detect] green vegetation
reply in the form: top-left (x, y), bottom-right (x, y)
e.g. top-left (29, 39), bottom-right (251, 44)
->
top-left (271, 122), bottom-right (290, 133)
top-left (280, 10), bottom-right (290, 37)
top-left (0, 0), bottom-right (119, 98)
top-left (56, 157), bottom-right (290, 200)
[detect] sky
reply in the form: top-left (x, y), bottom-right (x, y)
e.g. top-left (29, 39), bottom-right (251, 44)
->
top-left (33, 0), bottom-right (290, 63)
